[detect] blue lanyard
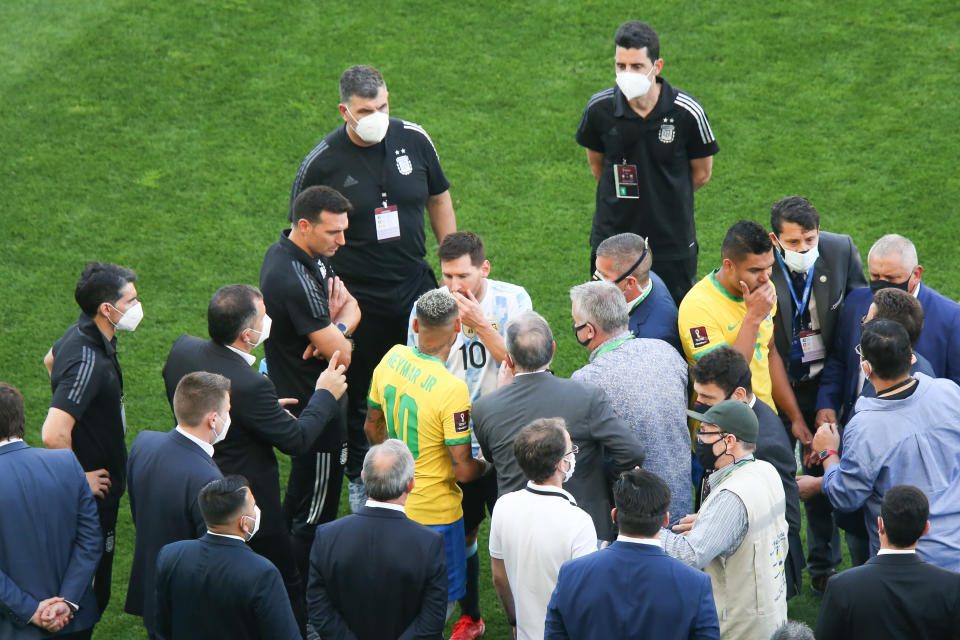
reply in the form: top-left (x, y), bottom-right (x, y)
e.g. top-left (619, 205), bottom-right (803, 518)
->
top-left (775, 252), bottom-right (814, 325)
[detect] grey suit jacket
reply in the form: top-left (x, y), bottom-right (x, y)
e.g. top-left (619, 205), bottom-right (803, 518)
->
top-left (771, 230), bottom-right (866, 371)
top-left (472, 372), bottom-right (645, 540)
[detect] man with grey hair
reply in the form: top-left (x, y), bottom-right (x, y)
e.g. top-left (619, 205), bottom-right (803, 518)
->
top-left (570, 281), bottom-right (691, 522)
top-left (595, 233), bottom-right (681, 350)
top-left (473, 310), bottom-right (644, 541)
top-left (365, 289), bottom-right (488, 636)
top-left (306, 439), bottom-right (447, 640)
top-left (817, 233), bottom-right (960, 430)
top-left (771, 621), bottom-right (815, 640)
top-left (291, 64), bottom-right (459, 528)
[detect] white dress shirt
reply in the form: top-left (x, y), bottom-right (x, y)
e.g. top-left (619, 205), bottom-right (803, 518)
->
top-left (226, 345), bottom-right (256, 367)
top-left (365, 499), bottom-right (406, 513)
top-left (175, 426), bottom-right (215, 457)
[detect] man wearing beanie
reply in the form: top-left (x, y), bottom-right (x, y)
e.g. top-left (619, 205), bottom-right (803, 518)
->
top-left (660, 400), bottom-right (788, 640)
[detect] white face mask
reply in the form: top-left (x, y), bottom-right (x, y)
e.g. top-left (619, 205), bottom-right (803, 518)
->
top-left (616, 66), bottom-right (656, 101)
top-left (246, 314), bottom-right (272, 348)
top-left (561, 453), bottom-right (576, 483)
top-left (241, 505), bottom-right (261, 541)
top-left (110, 301), bottom-right (144, 332)
top-left (346, 107), bottom-right (389, 144)
top-left (781, 242), bottom-right (820, 273)
top-left (212, 412), bottom-right (231, 445)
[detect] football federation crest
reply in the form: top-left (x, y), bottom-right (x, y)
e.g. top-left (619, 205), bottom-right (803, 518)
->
top-left (396, 154), bottom-right (413, 175)
top-left (463, 325), bottom-right (476, 339)
top-left (658, 123), bottom-right (675, 143)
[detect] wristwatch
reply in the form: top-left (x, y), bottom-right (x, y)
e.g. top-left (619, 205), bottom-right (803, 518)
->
top-left (817, 449), bottom-right (840, 461)
top-left (335, 322), bottom-right (348, 335)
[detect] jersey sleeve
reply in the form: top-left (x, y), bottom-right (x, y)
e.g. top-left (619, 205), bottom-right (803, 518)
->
top-left (290, 137), bottom-right (333, 212)
top-left (442, 380), bottom-right (472, 446)
top-left (282, 270), bottom-right (331, 337)
top-left (575, 97), bottom-right (606, 153)
top-left (678, 299), bottom-right (728, 364)
top-left (488, 503), bottom-right (504, 559)
top-left (571, 513), bottom-right (599, 558)
top-left (367, 361), bottom-right (385, 410)
top-left (409, 123), bottom-right (450, 196)
top-left (50, 346), bottom-right (102, 421)
top-left (514, 287), bottom-right (533, 313)
top-left (677, 93), bottom-right (719, 160)
top-left (406, 302), bottom-right (418, 348)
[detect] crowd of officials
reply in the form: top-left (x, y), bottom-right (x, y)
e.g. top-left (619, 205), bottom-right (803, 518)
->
top-left (3, 19), bottom-right (960, 640)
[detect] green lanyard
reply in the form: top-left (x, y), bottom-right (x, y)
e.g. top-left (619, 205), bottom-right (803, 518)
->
top-left (591, 333), bottom-right (635, 361)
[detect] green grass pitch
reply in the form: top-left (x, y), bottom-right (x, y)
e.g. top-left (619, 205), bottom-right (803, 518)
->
top-left (2, 0), bottom-right (958, 637)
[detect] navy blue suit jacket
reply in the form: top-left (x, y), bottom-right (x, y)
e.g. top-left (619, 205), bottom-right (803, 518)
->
top-left (816, 285), bottom-right (954, 423)
top-left (162, 335), bottom-right (341, 537)
top-left (629, 271), bottom-right (682, 352)
top-left (545, 541), bottom-right (719, 640)
top-left (306, 505), bottom-right (446, 640)
top-left (156, 533), bottom-right (300, 640)
top-left (0, 442), bottom-right (102, 639)
top-left (125, 430), bottom-right (223, 634)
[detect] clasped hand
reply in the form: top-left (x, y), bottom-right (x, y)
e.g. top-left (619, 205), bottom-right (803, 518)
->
top-left (31, 597), bottom-right (73, 633)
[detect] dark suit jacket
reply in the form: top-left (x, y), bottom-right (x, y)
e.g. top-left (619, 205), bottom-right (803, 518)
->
top-left (473, 372), bottom-right (645, 540)
top-left (162, 335), bottom-right (340, 536)
top-left (545, 542), bottom-right (719, 640)
top-left (0, 443), bottom-right (102, 639)
top-left (753, 399), bottom-right (804, 598)
top-left (816, 286), bottom-right (950, 424)
top-left (155, 533), bottom-right (300, 640)
top-left (771, 230), bottom-right (866, 374)
top-left (306, 506), bottom-right (446, 640)
top-left (125, 430), bottom-right (223, 633)
top-left (815, 553), bottom-right (960, 640)
top-left (629, 271), bottom-right (682, 352)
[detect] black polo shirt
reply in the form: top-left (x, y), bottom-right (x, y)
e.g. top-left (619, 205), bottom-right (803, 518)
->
top-left (290, 117), bottom-right (449, 315)
top-left (260, 229), bottom-right (333, 409)
top-left (576, 77), bottom-right (719, 259)
top-left (50, 313), bottom-right (127, 501)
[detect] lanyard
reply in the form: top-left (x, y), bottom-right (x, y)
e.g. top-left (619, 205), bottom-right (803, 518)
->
top-left (591, 333), bottom-right (634, 360)
top-left (775, 252), bottom-right (814, 325)
top-left (355, 139), bottom-right (390, 207)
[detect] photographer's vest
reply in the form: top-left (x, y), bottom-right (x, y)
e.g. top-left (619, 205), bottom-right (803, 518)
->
top-left (702, 459), bottom-right (788, 640)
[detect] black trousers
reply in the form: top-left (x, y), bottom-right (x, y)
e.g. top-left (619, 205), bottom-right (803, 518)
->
top-left (590, 246), bottom-right (697, 307)
top-left (93, 495), bottom-right (119, 614)
top-left (285, 448), bottom-right (346, 601)
top-left (248, 530), bottom-right (308, 633)
top-left (786, 380), bottom-right (842, 577)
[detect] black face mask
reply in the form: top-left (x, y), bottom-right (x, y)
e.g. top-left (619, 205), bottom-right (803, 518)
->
top-left (870, 278), bottom-right (910, 294)
top-left (694, 438), bottom-right (725, 472)
top-left (692, 401), bottom-right (711, 414)
top-left (572, 322), bottom-right (592, 347)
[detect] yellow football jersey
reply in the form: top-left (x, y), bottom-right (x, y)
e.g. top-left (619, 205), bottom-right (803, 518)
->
top-left (679, 271), bottom-right (777, 412)
top-left (368, 344), bottom-right (472, 525)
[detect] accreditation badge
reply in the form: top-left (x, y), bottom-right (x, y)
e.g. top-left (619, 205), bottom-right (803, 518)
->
top-left (374, 205), bottom-right (401, 242)
top-left (798, 329), bottom-right (826, 364)
top-left (614, 163), bottom-right (640, 199)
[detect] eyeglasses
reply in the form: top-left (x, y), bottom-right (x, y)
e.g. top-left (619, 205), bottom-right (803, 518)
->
top-left (695, 428), bottom-right (726, 443)
top-left (564, 445), bottom-right (580, 457)
top-left (592, 238), bottom-right (648, 284)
